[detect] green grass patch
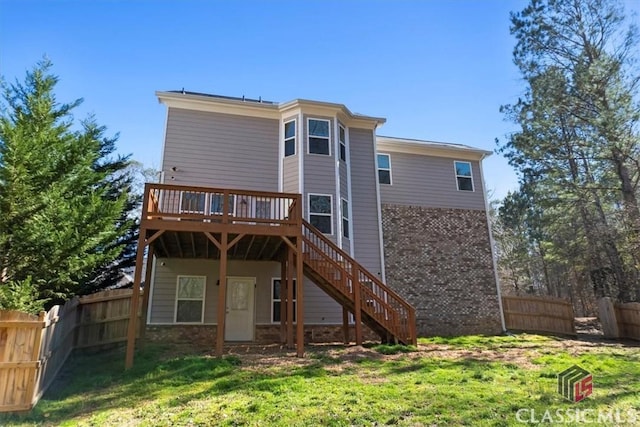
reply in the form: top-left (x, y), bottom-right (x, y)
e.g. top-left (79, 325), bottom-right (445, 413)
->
top-left (1, 335), bottom-right (638, 426)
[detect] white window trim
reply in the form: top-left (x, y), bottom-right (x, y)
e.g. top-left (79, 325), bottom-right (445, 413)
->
top-left (339, 125), bottom-right (347, 162)
top-left (271, 277), bottom-right (297, 324)
top-left (284, 119), bottom-right (296, 157)
top-left (377, 153), bottom-right (392, 185)
top-left (341, 198), bottom-right (350, 239)
top-left (174, 275), bottom-right (206, 324)
top-left (454, 160), bottom-right (475, 192)
top-left (179, 191), bottom-right (206, 214)
top-left (307, 118), bottom-right (331, 156)
top-left (308, 193), bottom-right (333, 235)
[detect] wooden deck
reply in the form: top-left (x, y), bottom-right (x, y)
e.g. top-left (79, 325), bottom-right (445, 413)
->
top-left (125, 183), bottom-right (417, 369)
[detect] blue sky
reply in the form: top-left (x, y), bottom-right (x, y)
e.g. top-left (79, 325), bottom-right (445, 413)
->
top-left (1, 1), bottom-right (637, 200)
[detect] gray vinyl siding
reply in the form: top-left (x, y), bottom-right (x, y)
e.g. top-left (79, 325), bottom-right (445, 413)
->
top-left (379, 152), bottom-right (486, 210)
top-left (163, 108), bottom-right (279, 191)
top-left (303, 115), bottom-right (337, 241)
top-left (349, 128), bottom-right (383, 276)
top-left (149, 259), bottom-right (343, 325)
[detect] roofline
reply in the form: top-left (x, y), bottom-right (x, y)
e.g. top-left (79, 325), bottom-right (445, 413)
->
top-left (376, 135), bottom-right (492, 160)
top-left (156, 91), bottom-right (386, 127)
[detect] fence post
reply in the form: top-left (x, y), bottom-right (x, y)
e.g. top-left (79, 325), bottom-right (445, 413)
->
top-left (598, 297), bottom-right (620, 339)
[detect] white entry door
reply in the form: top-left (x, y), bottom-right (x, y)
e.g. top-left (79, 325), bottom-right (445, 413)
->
top-left (225, 277), bottom-right (255, 341)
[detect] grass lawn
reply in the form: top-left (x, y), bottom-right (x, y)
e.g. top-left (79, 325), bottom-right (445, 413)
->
top-left (1, 334), bottom-right (638, 426)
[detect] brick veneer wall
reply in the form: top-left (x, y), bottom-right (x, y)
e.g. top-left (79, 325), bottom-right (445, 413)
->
top-left (145, 324), bottom-right (378, 349)
top-left (381, 204), bottom-right (503, 336)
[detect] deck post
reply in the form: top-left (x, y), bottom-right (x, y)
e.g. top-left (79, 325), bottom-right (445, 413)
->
top-left (342, 308), bottom-right (350, 345)
top-left (216, 231), bottom-right (229, 356)
top-left (296, 240), bottom-right (304, 357)
top-left (139, 245), bottom-right (155, 350)
top-left (125, 228), bottom-right (148, 369)
top-left (286, 245), bottom-right (295, 349)
top-left (279, 251), bottom-right (287, 344)
top-left (353, 266), bottom-right (363, 346)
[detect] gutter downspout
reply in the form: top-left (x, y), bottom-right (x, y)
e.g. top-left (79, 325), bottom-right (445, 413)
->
top-left (479, 154), bottom-right (507, 332)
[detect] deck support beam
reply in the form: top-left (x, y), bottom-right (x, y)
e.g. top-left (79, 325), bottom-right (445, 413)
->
top-left (296, 237), bottom-right (304, 357)
top-left (287, 245), bottom-right (295, 349)
top-left (279, 252), bottom-right (287, 344)
top-left (139, 245), bottom-right (155, 350)
top-left (354, 266), bottom-right (363, 346)
top-left (216, 232), bottom-right (229, 356)
top-left (342, 307), bottom-right (350, 345)
top-left (125, 227), bottom-right (148, 369)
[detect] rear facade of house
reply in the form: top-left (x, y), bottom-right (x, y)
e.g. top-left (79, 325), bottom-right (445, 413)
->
top-left (143, 91), bottom-right (504, 348)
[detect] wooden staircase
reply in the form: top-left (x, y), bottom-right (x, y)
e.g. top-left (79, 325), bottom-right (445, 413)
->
top-left (301, 220), bottom-right (417, 345)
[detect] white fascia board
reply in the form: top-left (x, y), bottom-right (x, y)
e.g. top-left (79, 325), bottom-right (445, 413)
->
top-left (377, 137), bottom-right (492, 161)
top-left (156, 91), bottom-right (281, 120)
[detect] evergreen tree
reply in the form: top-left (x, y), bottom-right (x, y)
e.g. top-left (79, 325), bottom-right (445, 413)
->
top-left (498, 0), bottom-right (640, 302)
top-left (0, 59), bottom-right (139, 302)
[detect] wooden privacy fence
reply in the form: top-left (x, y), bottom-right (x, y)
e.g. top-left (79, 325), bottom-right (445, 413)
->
top-left (502, 295), bottom-right (576, 336)
top-left (0, 289), bottom-right (141, 412)
top-left (598, 298), bottom-right (640, 340)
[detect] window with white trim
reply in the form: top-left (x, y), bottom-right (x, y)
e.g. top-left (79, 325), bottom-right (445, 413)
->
top-left (339, 125), bottom-right (347, 162)
top-left (272, 278), bottom-right (297, 322)
top-left (377, 154), bottom-right (392, 185)
top-left (175, 276), bottom-right (206, 323)
top-left (309, 194), bottom-right (332, 234)
top-left (341, 198), bottom-right (350, 239)
top-left (180, 192), bottom-right (206, 213)
top-left (210, 194), bottom-right (236, 215)
top-left (308, 119), bottom-right (330, 155)
top-left (284, 120), bottom-right (296, 157)
top-left (454, 161), bottom-right (474, 191)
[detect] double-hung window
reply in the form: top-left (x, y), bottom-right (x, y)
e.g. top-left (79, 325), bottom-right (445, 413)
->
top-left (454, 161), bottom-right (474, 191)
top-left (341, 199), bottom-right (350, 239)
top-left (272, 278), bottom-right (297, 322)
top-left (308, 119), bottom-right (330, 155)
top-left (175, 276), bottom-right (206, 323)
top-left (284, 120), bottom-right (296, 157)
top-left (309, 194), bottom-right (332, 234)
top-left (377, 154), bottom-right (392, 185)
top-left (339, 125), bottom-right (347, 162)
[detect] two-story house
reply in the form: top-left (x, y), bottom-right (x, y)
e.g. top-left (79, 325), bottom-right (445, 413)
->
top-left (125, 91), bottom-right (505, 366)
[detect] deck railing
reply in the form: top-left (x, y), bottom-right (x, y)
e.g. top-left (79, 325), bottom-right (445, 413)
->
top-left (143, 183), bottom-right (301, 227)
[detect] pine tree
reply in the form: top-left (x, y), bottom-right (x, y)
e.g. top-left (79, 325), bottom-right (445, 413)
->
top-left (0, 59), bottom-right (139, 302)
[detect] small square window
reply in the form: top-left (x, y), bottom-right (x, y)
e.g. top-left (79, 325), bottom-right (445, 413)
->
top-left (454, 161), bottom-right (474, 191)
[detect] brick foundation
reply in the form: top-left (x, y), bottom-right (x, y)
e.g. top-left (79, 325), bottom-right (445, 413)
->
top-left (145, 324), bottom-right (378, 348)
top-left (382, 204), bottom-right (503, 336)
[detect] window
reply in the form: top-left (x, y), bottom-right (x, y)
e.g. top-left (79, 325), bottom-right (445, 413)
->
top-left (272, 278), bottom-right (297, 323)
top-left (309, 194), bottom-right (332, 234)
top-left (454, 161), bottom-right (474, 191)
top-left (308, 119), bottom-right (330, 155)
top-left (180, 192), bottom-right (206, 213)
top-left (341, 199), bottom-right (350, 239)
top-left (210, 194), bottom-right (236, 215)
top-left (175, 276), bottom-right (205, 323)
top-left (339, 125), bottom-right (347, 162)
top-left (377, 154), bottom-right (392, 185)
top-left (284, 120), bottom-right (296, 157)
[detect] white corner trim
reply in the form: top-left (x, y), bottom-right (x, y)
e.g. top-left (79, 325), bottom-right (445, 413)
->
top-left (298, 111), bottom-right (304, 198)
top-left (345, 126), bottom-right (355, 257)
top-left (146, 254), bottom-right (157, 325)
top-left (479, 156), bottom-right (507, 332)
top-left (334, 117), bottom-right (342, 248)
top-left (373, 129), bottom-right (387, 282)
top-left (159, 108), bottom-right (170, 184)
top-left (278, 118), bottom-right (284, 192)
